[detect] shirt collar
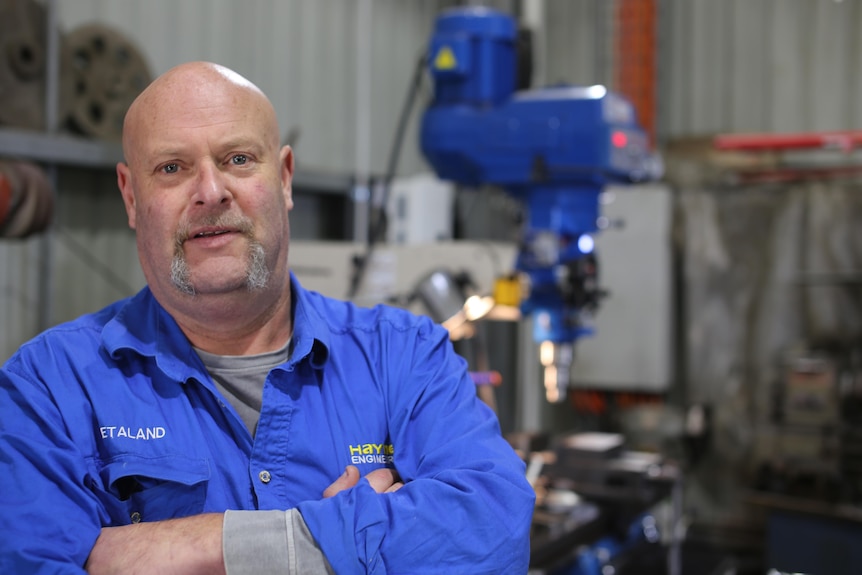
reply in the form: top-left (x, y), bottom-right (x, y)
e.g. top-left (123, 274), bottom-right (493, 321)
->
top-left (287, 271), bottom-right (330, 370)
top-left (102, 287), bottom-right (207, 383)
top-left (101, 272), bottom-right (331, 381)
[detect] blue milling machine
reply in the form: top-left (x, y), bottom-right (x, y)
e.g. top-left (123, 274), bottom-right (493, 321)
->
top-left (420, 6), bottom-right (661, 403)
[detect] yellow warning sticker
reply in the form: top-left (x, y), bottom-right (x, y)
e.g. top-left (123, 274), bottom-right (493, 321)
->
top-left (434, 46), bottom-right (457, 70)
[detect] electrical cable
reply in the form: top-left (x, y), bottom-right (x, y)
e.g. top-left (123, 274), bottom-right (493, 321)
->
top-left (346, 50), bottom-right (427, 300)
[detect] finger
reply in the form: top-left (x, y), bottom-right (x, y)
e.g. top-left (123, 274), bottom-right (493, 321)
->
top-left (364, 467), bottom-right (402, 494)
top-left (323, 465), bottom-right (360, 498)
top-left (385, 482), bottom-right (404, 493)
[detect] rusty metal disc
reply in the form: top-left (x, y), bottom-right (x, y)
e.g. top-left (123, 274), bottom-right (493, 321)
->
top-left (0, 0), bottom-right (47, 129)
top-left (0, 0), bottom-right (75, 131)
top-left (0, 161), bottom-right (40, 238)
top-left (18, 161), bottom-right (53, 234)
top-left (64, 24), bottom-right (152, 141)
top-left (0, 160), bottom-right (24, 236)
top-left (0, 171), bottom-right (12, 227)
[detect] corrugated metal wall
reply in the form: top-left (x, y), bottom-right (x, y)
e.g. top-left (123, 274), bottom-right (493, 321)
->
top-left (541, 0), bottom-right (862, 137)
top-left (661, 0), bottom-right (862, 137)
top-left (4, 0), bottom-right (862, 362)
top-left (55, 0), bottom-right (456, 175)
top-left (543, 0), bottom-right (615, 88)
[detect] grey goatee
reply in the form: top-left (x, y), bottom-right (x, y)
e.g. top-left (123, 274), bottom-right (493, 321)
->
top-left (171, 214), bottom-right (270, 295)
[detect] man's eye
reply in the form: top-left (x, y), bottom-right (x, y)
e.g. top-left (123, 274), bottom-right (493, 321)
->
top-left (231, 155), bottom-right (248, 166)
top-left (162, 163), bottom-right (179, 174)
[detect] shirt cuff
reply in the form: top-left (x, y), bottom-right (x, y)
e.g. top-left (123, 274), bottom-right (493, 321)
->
top-left (222, 509), bottom-right (333, 575)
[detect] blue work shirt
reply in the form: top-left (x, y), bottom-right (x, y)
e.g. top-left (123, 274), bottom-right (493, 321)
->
top-left (0, 273), bottom-right (535, 574)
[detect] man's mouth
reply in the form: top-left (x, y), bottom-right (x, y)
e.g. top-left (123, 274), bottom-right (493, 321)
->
top-left (176, 214), bottom-right (254, 248)
top-left (193, 229), bottom-right (233, 239)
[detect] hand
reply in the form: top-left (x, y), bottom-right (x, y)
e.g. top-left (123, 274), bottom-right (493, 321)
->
top-left (322, 465), bottom-right (403, 498)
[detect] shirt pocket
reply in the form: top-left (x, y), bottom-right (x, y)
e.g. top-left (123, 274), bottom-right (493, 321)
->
top-left (99, 454), bottom-right (211, 524)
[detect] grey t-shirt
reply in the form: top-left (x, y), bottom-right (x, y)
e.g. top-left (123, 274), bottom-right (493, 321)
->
top-left (196, 342), bottom-right (288, 436)
top-left (195, 343), bottom-right (334, 575)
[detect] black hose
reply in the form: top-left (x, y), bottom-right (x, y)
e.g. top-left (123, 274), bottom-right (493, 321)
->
top-left (346, 50), bottom-right (427, 300)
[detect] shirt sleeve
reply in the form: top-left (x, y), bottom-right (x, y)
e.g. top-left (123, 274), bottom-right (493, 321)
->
top-left (0, 366), bottom-right (103, 573)
top-left (296, 318), bottom-right (536, 574)
top-left (223, 509), bottom-right (333, 575)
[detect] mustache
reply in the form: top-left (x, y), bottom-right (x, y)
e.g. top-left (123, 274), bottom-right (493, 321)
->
top-left (174, 212), bottom-right (255, 245)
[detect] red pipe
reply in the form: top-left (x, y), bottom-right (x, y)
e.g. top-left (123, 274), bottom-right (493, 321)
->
top-left (714, 131), bottom-right (862, 152)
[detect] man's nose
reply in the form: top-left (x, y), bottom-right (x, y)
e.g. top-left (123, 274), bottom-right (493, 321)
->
top-left (193, 161), bottom-right (232, 206)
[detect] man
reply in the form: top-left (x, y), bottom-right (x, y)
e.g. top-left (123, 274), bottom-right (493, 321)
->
top-left (0, 62), bottom-right (535, 574)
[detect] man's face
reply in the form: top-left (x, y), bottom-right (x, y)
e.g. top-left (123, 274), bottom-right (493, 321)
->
top-left (117, 71), bottom-right (294, 303)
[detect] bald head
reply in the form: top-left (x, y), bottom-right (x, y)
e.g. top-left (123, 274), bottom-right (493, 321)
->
top-left (122, 62), bottom-right (279, 167)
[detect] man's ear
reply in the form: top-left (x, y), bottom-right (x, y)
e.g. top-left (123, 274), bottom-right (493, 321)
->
top-left (280, 145), bottom-right (295, 210)
top-left (116, 162), bottom-right (137, 229)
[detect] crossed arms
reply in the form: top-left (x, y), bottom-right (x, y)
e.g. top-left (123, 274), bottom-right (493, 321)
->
top-left (85, 466), bottom-right (402, 575)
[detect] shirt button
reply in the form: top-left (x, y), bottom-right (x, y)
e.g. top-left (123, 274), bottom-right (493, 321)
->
top-left (130, 511), bottom-right (141, 524)
top-left (259, 470), bottom-right (272, 484)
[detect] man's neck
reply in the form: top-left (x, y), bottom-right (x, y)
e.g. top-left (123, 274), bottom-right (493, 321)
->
top-left (169, 287), bottom-right (293, 356)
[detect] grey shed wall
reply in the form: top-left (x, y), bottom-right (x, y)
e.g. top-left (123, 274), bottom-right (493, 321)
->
top-left (3, 0), bottom-right (862, 362)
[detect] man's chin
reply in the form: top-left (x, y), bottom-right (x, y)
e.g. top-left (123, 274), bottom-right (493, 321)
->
top-left (172, 245), bottom-right (270, 296)
top-left (177, 274), bottom-right (251, 297)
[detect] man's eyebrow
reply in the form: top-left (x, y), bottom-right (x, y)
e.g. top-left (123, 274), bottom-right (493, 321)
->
top-left (220, 138), bottom-right (266, 152)
top-left (147, 146), bottom-right (187, 159)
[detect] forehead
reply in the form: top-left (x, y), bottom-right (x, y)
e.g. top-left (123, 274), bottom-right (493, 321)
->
top-left (155, 85), bottom-right (263, 134)
top-left (128, 73), bottom-right (277, 161)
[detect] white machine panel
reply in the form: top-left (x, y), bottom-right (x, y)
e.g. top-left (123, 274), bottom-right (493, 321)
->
top-left (386, 172), bottom-right (455, 245)
top-left (569, 183), bottom-right (674, 392)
